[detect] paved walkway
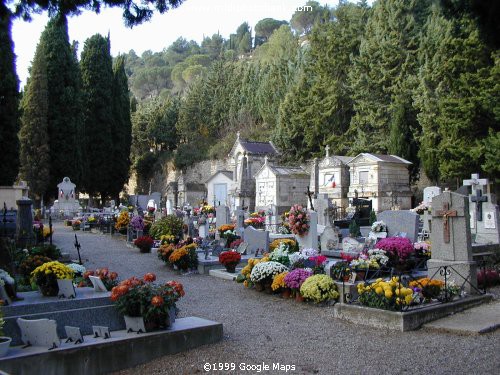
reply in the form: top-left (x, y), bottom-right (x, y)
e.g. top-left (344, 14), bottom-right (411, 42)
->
top-left (51, 222), bottom-right (500, 375)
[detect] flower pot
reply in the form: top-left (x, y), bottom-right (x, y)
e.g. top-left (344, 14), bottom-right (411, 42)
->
top-left (0, 337), bottom-right (12, 358)
top-left (282, 289), bottom-right (291, 299)
top-left (225, 264), bottom-right (237, 273)
top-left (264, 283), bottom-right (273, 294)
top-left (295, 293), bottom-right (304, 303)
top-left (254, 282), bottom-right (264, 292)
top-left (139, 246), bottom-right (152, 253)
top-left (38, 281), bottom-right (59, 297)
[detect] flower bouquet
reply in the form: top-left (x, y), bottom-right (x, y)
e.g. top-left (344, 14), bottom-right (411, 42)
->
top-left (115, 211), bottom-right (130, 234)
top-left (250, 261), bottom-right (289, 291)
top-left (168, 243), bottom-right (198, 271)
top-left (31, 261), bottom-right (74, 296)
top-left (269, 238), bottom-right (297, 252)
top-left (375, 237), bottom-right (415, 271)
top-left (218, 224), bottom-right (237, 246)
top-left (300, 274), bottom-right (339, 303)
top-left (271, 271), bottom-right (289, 296)
top-left (409, 277), bottom-right (445, 300)
top-left (134, 235), bottom-right (154, 253)
top-left (19, 255), bottom-right (52, 283)
top-left (78, 268), bottom-right (119, 290)
top-left (287, 204), bottom-right (309, 236)
top-left (130, 215), bottom-right (145, 232)
top-left (110, 273), bottom-right (184, 331)
top-left (219, 251), bottom-right (241, 273)
top-left (72, 220), bottom-right (81, 231)
top-left (357, 277), bottom-right (414, 310)
top-left (157, 243), bottom-right (176, 265)
top-left (201, 205), bottom-right (215, 215)
top-left (284, 268), bottom-right (312, 298)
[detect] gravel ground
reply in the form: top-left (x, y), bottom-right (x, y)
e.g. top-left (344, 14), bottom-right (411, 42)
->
top-left (52, 222), bottom-right (500, 375)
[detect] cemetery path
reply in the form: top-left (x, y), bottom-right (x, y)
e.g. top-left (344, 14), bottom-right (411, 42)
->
top-left (52, 223), bottom-right (500, 375)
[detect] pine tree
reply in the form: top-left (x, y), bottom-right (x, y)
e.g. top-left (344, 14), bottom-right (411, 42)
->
top-left (109, 56), bottom-right (132, 203)
top-left (18, 42), bottom-right (50, 204)
top-left (41, 15), bottom-right (84, 199)
top-left (0, 5), bottom-right (20, 185)
top-left (80, 33), bottom-right (114, 203)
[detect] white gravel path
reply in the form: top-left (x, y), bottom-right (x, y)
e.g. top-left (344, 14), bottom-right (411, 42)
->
top-left (52, 222), bottom-right (500, 375)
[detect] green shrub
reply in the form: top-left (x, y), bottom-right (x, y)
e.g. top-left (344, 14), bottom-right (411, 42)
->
top-left (29, 244), bottom-right (61, 260)
top-left (149, 215), bottom-right (184, 239)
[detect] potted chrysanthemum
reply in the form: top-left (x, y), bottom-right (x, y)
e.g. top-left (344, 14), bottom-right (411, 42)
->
top-left (219, 251), bottom-right (241, 273)
top-left (31, 261), bottom-right (74, 296)
top-left (110, 273), bottom-right (184, 332)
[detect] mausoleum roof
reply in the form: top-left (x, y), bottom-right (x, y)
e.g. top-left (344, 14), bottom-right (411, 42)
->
top-left (348, 153), bottom-right (412, 165)
top-left (205, 170), bottom-right (234, 183)
top-left (239, 140), bottom-right (279, 155)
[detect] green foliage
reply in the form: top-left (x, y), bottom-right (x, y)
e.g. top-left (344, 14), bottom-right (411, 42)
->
top-left (174, 143), bottom-right (206, 171)
top-left (290, 1), bottom-right (330, 36)
top-left (40, 14), bottom-right (84, 199)
top-left (110, 56), bottom-right (133, 200)
top-left (349, 220), bottom-right (361, 237)
top-left (369, 210), bottom-right (377, 226)
top-left (19, 23), bottom-right (50, 201)
top-left (255, 18), bottom-right (288, 46)
top-left (134, 152), bottom-right (158, 183)
top-left (0, 5), bottom-right (20, 185)
top-left (80, 33), bottom-right (114, 199)
top-left (149, 215), bottom-right (184, 239)
top-left (29, 244), bottom-right (62, 259)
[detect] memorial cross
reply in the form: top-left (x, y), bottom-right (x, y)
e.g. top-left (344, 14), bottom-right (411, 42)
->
top-left (470, 189), bottom-right (488, 221)
top-left (435, 203), bottom-right (457, 243)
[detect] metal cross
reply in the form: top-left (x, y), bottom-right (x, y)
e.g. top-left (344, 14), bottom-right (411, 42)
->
top-left (471, 189), bottom-right (488, 221)
top-left (305, 186), bottom-right (315, 211)
top-left (436, 203), bottom-right (458, 243)
top-left (74, 234), bottom-right (83, 265)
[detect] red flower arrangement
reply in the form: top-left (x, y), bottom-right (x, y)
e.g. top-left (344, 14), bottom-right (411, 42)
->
top-left (219, 251), bottom-right (241, 266)
top-left (287, 204), bottom-right (310, 236)
top-left (134, 235), bottom-right (154, 253)
top-left (229, 239), bottom-right (244, 249)
top-left (340, 252), bottom-right (356, 263)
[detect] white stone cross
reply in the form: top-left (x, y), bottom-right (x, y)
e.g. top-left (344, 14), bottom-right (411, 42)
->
top-left (325, 145), bottom-right (330, 158)
top-left (463, 173), bottom-right (488, 194)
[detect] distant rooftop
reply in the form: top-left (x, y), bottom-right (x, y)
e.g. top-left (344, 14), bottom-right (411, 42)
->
top-left (239, 139), bottom-right (278, 155)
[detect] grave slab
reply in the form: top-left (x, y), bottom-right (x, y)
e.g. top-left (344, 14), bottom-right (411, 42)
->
top-left (0, 317), bottom-right (223, 375)
top-left (209, 269), bottom-right (242, 281)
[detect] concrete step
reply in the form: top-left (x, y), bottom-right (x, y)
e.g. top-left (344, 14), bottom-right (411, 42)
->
top-left (209, 268), bottom-right (242, 281)
top-left (422, 299), bottom-right (500, 335)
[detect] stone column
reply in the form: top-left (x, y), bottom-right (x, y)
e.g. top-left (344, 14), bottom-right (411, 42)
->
top-left (16, 198), bottom-right (35, 248)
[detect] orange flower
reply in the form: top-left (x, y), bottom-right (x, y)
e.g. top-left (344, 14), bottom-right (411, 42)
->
top-left (144, 273), bottom-right (156, 282)
top-left (110, 285), bottom-right (129, 301)
top-left (151, 295), bottom-right (164, 307)
top-left (109, 272), bottom-right (118, 280)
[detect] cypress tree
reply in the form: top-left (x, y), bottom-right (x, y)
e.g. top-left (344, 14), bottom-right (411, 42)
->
top-left (0, 5), bottom-right (20, 185)
top-left (80, 34), bottom-right (114, 204)
top-left (42, 15), bottom-right (83, 199)
top-left (18, 42), bottom-right (50, 204)
top-left (109, 56), bottom-right (132, 203)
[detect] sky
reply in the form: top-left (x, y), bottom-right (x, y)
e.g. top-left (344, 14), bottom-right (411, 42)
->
top-left (12, 0), bottom-right (342, 87)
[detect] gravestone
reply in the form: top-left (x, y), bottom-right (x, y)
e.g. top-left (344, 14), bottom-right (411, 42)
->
top-left (320, 225), bottom-right (340, 256)
top-left (377, 210), bottom-right (419, 243)
top-left (243, 226), bottom-right (269, 254)
top-left (342, 237), bottom-right (364, 254)
top-left (234, 207), bottom-right (246, 238)
top-left (427, 191), bottom-right (477, 293)
top-left (314, 194), bottom-right (332, 226)
top-left (423, 186), bottom-right (442, 205)
top-left (16, 198), bottom-right (34, 247)
top-left (295, 211), bottom-right (318, 250)
top-left (199, 221), bottom-right (210, 238)
top-left (463, 174), bottom-right (500, 244)
top-left (216, 205), bottom-right (230, 227)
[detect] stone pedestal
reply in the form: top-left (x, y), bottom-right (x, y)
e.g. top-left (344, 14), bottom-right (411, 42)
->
top-left (15, 198), bottom-right (34, 247)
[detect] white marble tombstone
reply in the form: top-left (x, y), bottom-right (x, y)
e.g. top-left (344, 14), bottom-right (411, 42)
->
top-left (51, 177), bottom-right (81, 216)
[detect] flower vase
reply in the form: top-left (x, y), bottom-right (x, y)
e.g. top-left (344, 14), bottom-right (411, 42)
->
top-left (225, 264), bottom-right (237, 273)
top-left (0, 337), bottom-right (12, 358)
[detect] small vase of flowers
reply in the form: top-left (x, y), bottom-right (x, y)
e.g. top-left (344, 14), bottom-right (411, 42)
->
top-left (219, 251), bottom-right (241, 273)
top-left (134, 235), bottom-right (154, 253)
